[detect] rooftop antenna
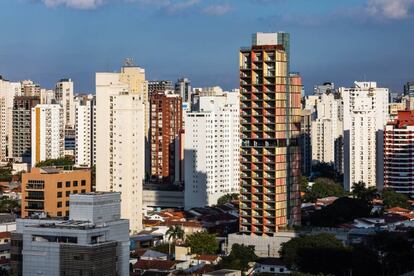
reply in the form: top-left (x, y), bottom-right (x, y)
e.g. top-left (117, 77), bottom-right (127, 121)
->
top-left (124, 58), bottom-right (134, 67)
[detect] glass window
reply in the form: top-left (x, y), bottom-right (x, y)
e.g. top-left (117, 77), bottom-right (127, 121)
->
top-left (66, 191), bottom-right (70, 197)
top-left (57, 202), bottom-right (62, 208)
top-left (65, 181), bottom-right (70, 188)
top-left (57, 192), bottom-right (62, 198)
top-left (81, 180), bottom-right (86, 186)
top-left (73, 181), bottom-right (78, 187)
top-left (57, 182), bottom-right (62, 188)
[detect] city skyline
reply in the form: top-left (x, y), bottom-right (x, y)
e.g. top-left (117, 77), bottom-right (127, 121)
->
top-left (1, 0), bottom-right (414, 93)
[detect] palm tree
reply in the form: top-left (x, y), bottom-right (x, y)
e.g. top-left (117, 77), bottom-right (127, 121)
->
top-left (166, 225), bottom-right (184, 243)
top-left (166, 225), bottom-right (185, 258)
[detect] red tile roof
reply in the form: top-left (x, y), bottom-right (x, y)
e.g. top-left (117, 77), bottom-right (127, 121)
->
top-left (134, 260), bottom-right (176, 270)
top-left (194, 255), bottom-right (220, 262)
top-left (387, 207), bottom-right (411, 214)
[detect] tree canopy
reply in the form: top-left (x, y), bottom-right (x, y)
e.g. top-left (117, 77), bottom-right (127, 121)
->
top-left (308, 197), bottom-right (371, 227)
top-left (218, 244), bottom-right (257, 271)
top-left (217, 193), bottom-right (239, 205)
top-left (185, 231), bottom-right (219, 255)
top-left (280, 233), bottom-right (349, 275)
top-left (304, 178), bottom-right (345, 202)
top-left (35, 158), bottom-right (74, 168)
top-left (166, 225), bottom-right (184, 244)
top-left (381, 189), bottom-right (410, 209)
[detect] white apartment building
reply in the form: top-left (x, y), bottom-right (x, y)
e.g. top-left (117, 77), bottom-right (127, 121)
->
top-left (0, 77), bottom-right (21, 160)
top-left (342, 81), bottom-right (389, 191)
top-left (184, 89), bottom-right (240, 209)
top-left (311, 92), bottom-right (343, 169)
top-left (96, 73), bottom-right (145, 233)
top-left (55, 79), bottom-right (75, 127)
top-left (75, 95), bottom-right (96, 167)
top-left (30, 104), bottom-right (64, 167)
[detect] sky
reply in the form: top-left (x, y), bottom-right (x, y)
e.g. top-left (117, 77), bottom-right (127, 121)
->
top-left (0, 0), bottom-right (414, 93)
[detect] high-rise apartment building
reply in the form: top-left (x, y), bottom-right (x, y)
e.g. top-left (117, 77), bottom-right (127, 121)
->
top-left (55, 79), bottom-right (75, 127)
top-left (21, 167), bottom-right (92, 218)
top-left (21, 80), bottom-right (40, 97)
top-left (342, 81), bottom-right (389, 190)
top-left (175, 77), bottom-right (192, 103)
top-left (184, 89), bottom-right (240, 209)
top-left (149, 91), bottom-right (183, 185)
top-left (31, 104), bottom-right (65, 167)
top-left (311, 92), bottom-right (343, 167)
top-left (0, 76), bottom-right (21, 160)
top-left (11, 192), bottom-right (129, 276)
top-left (75, 95), bottom-right (96, 167)
top-left (239, 33), bottom-right (301, 235)
top-left (148, 80), bottom-right (173, 95)
top-left (96, 73), bottom-right (145, 233)
top-left (300, 109), bottom-right (312, 176)
top-left (314, 82), bottom-right (335, 96)
top-left (384, 110), bottom-right (414, 199)
top-left (12, 96), bottom-right (41, 163)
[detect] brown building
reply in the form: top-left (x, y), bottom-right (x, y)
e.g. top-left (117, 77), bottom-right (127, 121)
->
top-left (21, 167), bottom-right (91, 218)
top-left (149, 91), bottom-right (183, 185)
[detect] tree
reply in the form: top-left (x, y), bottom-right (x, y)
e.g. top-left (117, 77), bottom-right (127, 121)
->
top-left (0, 198), bottom-right (20, 213)
top-left (217, 193), bottom-right (239, 205)
top-left (0, 166), bottom-right (12, 182)
top-left (304, 178), bottom-right (345, 202)
top-left (185, 231), bottom-right (219, 255)
top-left (218, 244), bottom-right (257, 271)
top-left (166, 225), bottom-right (184, 244)
top-left (351, 181), bottom-right (377, 203)
top-left (280, 233), bottom-right (350, 275)
top-left (300, 176), bottom-right (309, 195)
top-left (381, 189), bottom-right (410, 209)
top-left (308, 197), bottom-right (371, 227)
top-left (35, 157), bottom-right (74, 168)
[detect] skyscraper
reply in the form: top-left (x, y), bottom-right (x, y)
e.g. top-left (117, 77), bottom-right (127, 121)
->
top-left (31, 104), bottom-right (65, 167)
top-left (12, 96), bottom-right (41, 163)
top-left (149, 91), bottom-right (183, 185)
top-left (96, 72), bottom-right (145, 233)
top-left (175, 77), bottom-right (192, 103)
top-left (342, 81), bottom-right (389, 191)
top-left (55, 79), bottom-right (75, 127)
top-left (384, 110), bottom-right (414, 199)
top-left (148, 80), bottom-right (173, 96)
top-left (184, 89), bottom-right (240, 209)
top-left (0, 76), bottom-right (21, 160)
top-left (75, 95), bottom-right (96, 168)
top-left (239, 33), bottom-right (301, 235)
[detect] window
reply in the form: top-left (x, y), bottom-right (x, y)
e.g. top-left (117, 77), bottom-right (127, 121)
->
top-left (65, 211), bottom-right (69, 217)
top-left (66, 191), bottom-right (70, 197)
top-left (66, 201), bottom-right (69, 207)
top-left (65, 181), bottom-right (70, 188)
top-left (57, 192), bottom-right (62, 198)
top-left (81, 180), bottom-right (86, 186)
top-left (81, 189), bottom-right (86, 194)
top-left (57, 202), bottom-right (62, 208)
top-left (57, 182), bottom-right (62, 188)
top-left (73, 181), bottom-right (78, 187)
top-left (57, 211), bottom-right (62, 217)
top-left (73, 190), bottom-right (78, 194)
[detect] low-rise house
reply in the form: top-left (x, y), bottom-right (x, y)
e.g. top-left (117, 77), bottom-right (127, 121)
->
top-left (192, 255), bottom-right (221, 265)
top-left (253, 258), bottom-right (291, 274)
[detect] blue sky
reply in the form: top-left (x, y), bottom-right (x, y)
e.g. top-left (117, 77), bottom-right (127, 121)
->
top-left (0, 0), bottom-right (413, 93)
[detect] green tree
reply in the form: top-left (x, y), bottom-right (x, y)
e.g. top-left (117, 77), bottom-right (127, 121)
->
top-left (351, 181), bottom-right (377, 203)
top-left (0, 166), bottom-right (12, 181)
top-left (280, 233), bottom-right (350, 275)
top-left (166, 225), bottom-right (184, 244)
top-left (0, 198), bottom-right (20, 213)
top-left (218, 244), bottom-right (257, 271)
top-left (35, 157), bottom-right (74, 168)
top-left (217, 193), bottom-right (239, 205)
top-left (304, 178), bottom-right (344, 202)
top-left (381, 189), bottom-right (410, 209)
top-left (308, 197), bottom-right (371, 227)
top-left (300, 176), bottom-right (309, 194)
top-left (185, 231), bottom-right (218, 255)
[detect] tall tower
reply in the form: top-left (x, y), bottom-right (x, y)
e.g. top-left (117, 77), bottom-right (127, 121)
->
top-left (55, 79), bottom-right (75, 127)
top-left (31, 104), bottom-right (65, 167)
top-left (239, 33), bottom-right (301, 235)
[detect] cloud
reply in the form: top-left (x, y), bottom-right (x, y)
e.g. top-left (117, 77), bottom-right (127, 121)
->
top-left (165, 0), bottom-right (200, 14)
top-left (366, 0), bottom-right (414, 19)
top-left (202, 4), bottom-right (231, 16)
top-left (42, 0), bottom-right (105, 9)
